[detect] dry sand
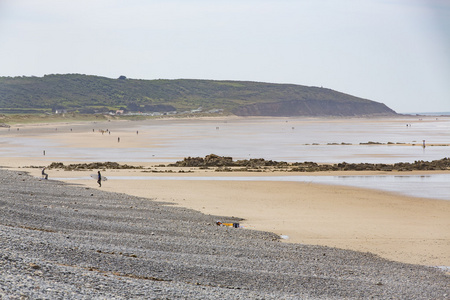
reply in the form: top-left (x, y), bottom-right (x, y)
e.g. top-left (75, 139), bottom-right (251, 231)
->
top-left (1, 119), bottom-right (449, 267)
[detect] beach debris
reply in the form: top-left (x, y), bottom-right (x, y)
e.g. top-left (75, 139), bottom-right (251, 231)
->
top-left (216, 221), bottom-right (240, 228)
top-left (28, 263), bottom-right (40, 270)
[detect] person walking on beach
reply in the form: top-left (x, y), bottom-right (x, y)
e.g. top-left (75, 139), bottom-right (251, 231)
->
top-left (97, 171), bottom-right (102, 187)
top-left (41, 167), bottom-right (48, 180)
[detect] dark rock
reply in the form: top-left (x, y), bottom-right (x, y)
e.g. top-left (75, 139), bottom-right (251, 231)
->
top-left (48, 162), bottom-right (143, 171)
top-left (170, 155), bottom-right (450, 173)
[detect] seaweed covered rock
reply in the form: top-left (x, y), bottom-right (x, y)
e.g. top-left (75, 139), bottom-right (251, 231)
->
top-left (48, 162), bottom-right (143, 170)
top-left (171, 154), bottom-right (233, 167)
top-left (170, 155), bottom-right (450, 172)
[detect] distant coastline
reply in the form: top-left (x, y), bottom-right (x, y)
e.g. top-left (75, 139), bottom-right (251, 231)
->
top-left (403, 111), bottom-right (450, 116)
top-left (0, 74), bottom-right (397, 117)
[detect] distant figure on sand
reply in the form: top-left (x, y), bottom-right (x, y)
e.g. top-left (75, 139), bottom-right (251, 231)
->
top-left (97, 171), bottom-right (102, 187)
top-left (41, 167), bottom-right (48, 180)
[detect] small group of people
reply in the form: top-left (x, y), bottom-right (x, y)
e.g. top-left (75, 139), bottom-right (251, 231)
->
top-left (42, 167), bottom-right (104, 188)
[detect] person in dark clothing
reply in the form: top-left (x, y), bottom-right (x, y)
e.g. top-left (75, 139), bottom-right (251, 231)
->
top-left (97, 171), bottom-right (102, 187)
top-left (42, 167), bottom-right (48, 180)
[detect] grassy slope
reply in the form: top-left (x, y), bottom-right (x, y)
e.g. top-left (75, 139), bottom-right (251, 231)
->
top-left (0, 74), bottom-right (388, 114)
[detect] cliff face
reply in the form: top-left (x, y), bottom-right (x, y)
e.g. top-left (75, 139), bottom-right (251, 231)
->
top-left (232, 99), bottom-right (396, 117)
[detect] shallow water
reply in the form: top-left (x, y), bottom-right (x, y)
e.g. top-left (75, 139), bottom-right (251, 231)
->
top-left (54, 173), bottom-right (450, 201)
top-left (2, 117), bottom-right (449, 200)
top-left (131, 117), bottom-right (450, 164)
top-left (1, 117), bottom-right (449, 163)
top-left (143, 173), bottom-right (450, 201)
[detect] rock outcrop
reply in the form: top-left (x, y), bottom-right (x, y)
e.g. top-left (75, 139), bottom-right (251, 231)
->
top-left (169, 155), bottom-right (450, 172)
top-left (48, 162), bottom-right (142, 171)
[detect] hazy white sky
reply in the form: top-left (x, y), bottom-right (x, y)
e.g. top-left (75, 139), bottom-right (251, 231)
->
top-left (0, 0), bottom-right (449, 113)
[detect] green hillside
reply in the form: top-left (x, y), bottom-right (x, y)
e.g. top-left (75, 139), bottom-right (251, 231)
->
top-left (0, 74), bottom-right (396, 116)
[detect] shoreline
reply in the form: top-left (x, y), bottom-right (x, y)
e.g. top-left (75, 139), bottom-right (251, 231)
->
top-left (2, 115), bottom-right (449, 165)
top-left (59, 176), bottom-right (450, 267)
top-left (5, 163), bottom-right (450, 267)
top-left (1, 168), bottom-right (448, 298)
top-left (0, 112), bottom-right (432, 125)
top-left (2, 113), bottom-right (448, 134)
top-left (1, 117), bottom-right (449, 267)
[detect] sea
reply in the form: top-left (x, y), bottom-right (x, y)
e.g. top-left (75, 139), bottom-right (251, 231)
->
top-left (1, 116), bottom-right (449, 200)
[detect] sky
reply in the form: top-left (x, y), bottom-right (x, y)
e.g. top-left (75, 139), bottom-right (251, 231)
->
top-left (0, 0), bottom-right (449, 113)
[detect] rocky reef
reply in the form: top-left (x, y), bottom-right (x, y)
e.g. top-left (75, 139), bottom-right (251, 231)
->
top-left (43, 155), bottom-right (450, 172)
top-left (169, 154), bottom-right (450, 172)
top-left (47, 161), bottom-right (143, 171)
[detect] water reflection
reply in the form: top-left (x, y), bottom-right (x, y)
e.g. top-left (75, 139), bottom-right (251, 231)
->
top-left (3, 117), bottom-right (449, 200)
top-left (55, 174), bottom-right (450, 201)
top-left (1, 117), bottom-right (449, 163)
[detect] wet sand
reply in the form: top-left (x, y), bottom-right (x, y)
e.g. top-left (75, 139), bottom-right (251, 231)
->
top-left (1, 118), bottom-right (450, 267)
top-left (3, 116), bottom-right (450, 163)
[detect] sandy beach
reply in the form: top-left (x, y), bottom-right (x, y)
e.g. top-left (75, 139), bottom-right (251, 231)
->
top-left (11, 167), bottom-right (449, 267)
top-left (1, 118), bottom-right (449, 267)
top-left (2, 167), bottom-right (448, 299)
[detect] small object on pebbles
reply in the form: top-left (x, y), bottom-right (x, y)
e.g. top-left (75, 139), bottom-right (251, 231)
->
top-left (29, 263), bottom-right (40, 270)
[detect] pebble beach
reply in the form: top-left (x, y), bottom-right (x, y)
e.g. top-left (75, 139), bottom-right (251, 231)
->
top-left (1, 168), bottom-right (449, 299)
